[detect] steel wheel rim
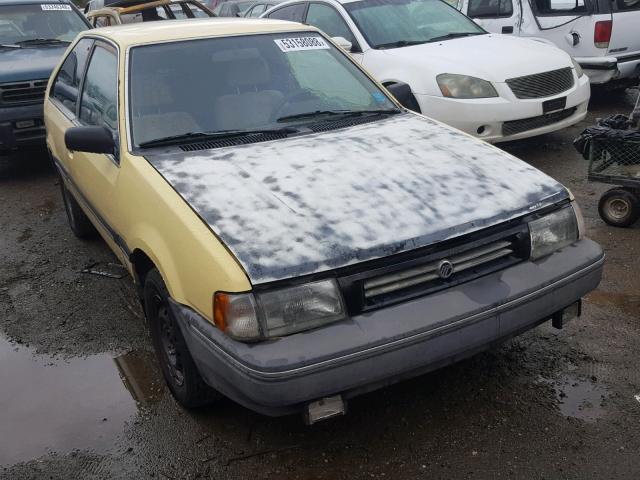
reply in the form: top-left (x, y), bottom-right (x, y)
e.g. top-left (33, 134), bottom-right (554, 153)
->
top-left (154, 293), bottom-right (185, 387)
top-left (607, 198), bottom-right (630, 220)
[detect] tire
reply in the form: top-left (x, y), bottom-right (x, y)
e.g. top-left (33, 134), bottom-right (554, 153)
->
top-left (143, 268), bottom-right (220, 408)
top-left (598, 188), bottom-right (640, 227)
top-left (59, 179), bottom-right (98, 239)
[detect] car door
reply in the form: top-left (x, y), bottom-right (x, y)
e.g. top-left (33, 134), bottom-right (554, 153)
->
top-left (461, 0), bottom-right (519, 34)
top-left (70, 41), bottom-right (128, 263)
top-left (47, 37), bottom-right (94, 167)
top-left (517, 0), bottom-right (609, 58)
top-left (608, 0), bottom-right (640, 60)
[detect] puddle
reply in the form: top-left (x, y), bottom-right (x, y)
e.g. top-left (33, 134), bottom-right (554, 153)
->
top-left (0, 335), bottom-right (164, 466)
top-left (586, 290), bottom-right (640, 318)
top-left (553, 374), bottom-right (608, 422)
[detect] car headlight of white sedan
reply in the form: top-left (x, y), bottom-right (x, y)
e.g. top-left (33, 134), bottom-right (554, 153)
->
top-left (437, 73), bottom-right (498, 99)
top-left (571, 57), bottom-right (585, 78)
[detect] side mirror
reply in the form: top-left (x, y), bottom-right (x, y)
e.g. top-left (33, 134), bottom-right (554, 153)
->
top-left (65, 126), bottom-right (115, 155)
top-left (332, 36), bottom-right (353, 52)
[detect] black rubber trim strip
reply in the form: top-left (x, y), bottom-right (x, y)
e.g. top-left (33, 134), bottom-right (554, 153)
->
top-left (52, 154), bottom-right (131, 257)
top-left (579, 62), bottom-right (617, 71)
top-left (617, 53), bottom-right (640, 64)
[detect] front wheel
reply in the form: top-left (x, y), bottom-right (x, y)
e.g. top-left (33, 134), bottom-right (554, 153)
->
top-left (598, 188), bottom-right (640, 227)
top-left (143, 269), bottom-right (220, 408)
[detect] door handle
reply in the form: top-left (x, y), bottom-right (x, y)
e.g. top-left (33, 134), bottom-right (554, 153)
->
top-left (502, 26), bottom-right (514, 34)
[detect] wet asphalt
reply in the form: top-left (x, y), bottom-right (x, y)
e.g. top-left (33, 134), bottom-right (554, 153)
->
top-left (0, 89), bottom-right (639, 479)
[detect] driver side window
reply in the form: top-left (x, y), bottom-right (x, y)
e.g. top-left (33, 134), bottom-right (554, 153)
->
top-left (51, 37), bottom-right (94, 115)
top-left (305, 3), bottom-right (356, 46)
top-left (79, 42), bottom-right (118, 134)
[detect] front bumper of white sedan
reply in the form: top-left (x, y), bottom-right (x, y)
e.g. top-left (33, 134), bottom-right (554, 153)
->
top-left (415, 73), bottom-right (590, 143)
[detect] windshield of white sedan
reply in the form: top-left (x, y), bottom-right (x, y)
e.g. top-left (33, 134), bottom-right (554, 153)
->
top-left (0, 4), bottom-right (87, 46)
top-left (129, 33), bottom-right (398, 147)
top-left (344, 0), bottom-right (485, 49)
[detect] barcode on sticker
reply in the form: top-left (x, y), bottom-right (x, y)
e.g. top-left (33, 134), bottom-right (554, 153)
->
top-left (274, 37), bottom-right (329, 52)
top-left (41, 4), bottom-right (72, 10)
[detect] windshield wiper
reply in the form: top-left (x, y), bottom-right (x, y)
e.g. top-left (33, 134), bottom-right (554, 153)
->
top-left (277, 109), bottom-right (400, 123)
top-left (14, 38), bottom-right (70, 46)
top-left (427, 32), bottom-right (483, 43)
top-left (0, 44), bottom-right (21, 49)
top-left (137, 127), bottom-right (298, 148)
top-left (376, 40), bottom-right (427, 49)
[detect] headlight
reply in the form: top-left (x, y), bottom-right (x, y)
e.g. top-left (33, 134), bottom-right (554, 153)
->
top-left (214, 279), bottom-right (346, 341)
top-left (437, 73), bottom-right (498, 99)
top-left (571, 58), bottom-right (584, 78)
top-left (528, 204), bottom-right (581, 260)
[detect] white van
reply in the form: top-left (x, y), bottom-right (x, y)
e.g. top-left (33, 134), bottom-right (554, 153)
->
top-left (453, 0), bottom-right (640, 87)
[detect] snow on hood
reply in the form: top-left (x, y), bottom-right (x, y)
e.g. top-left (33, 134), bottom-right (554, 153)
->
top-left (145, 113), bottom-right (568, 284)
top-left (381, 34), bottom-right (573, 85)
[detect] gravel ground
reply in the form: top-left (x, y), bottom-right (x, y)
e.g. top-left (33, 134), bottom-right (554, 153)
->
top-left (1, 89), bottom-right (639, 479)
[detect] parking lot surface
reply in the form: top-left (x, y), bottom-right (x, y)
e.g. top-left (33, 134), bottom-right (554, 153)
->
top-left (1, 90), bottom-right (639, 479)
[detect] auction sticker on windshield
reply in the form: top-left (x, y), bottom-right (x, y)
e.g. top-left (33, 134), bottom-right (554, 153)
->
top-left (41, 3), bottom-right (72, 10)
top-left (274, 37), bottom-right (329, 52)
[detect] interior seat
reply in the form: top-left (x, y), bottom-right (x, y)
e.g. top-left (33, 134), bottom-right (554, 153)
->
top-left (213, 56), bottom-right (284, 131)
top-left (132, 73), bottom-right (200, 144)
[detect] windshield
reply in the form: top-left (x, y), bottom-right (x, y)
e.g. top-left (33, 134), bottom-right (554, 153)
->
top-left (344, 0), bottom-right (485, 49)
top-left (0, 3), bottom-right (88, 45)
top-left (129, 32), bottom-right (397, 147)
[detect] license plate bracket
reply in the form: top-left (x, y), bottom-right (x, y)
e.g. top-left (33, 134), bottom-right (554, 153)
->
top-left (543, 97), bottom-right (567, 114)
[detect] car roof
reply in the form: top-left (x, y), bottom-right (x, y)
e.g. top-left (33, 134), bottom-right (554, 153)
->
top-left (81, 18), bottom-right (317, 48)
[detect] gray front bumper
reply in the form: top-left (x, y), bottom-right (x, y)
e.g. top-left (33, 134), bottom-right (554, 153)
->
top-left (171, 239), bottom-right (604, 416)
top-left (0, 103), bottom-right (45, 153)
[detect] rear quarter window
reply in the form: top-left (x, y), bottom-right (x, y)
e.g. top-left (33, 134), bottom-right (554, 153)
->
top-left (532, 0), bottom-right (588, 14)
top-left (266, 3), bottom-right (307, 21)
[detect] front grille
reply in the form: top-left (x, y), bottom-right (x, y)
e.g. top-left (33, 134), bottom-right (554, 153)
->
top-left (506, 68), bottom-right (574, 99)
top-left (363, 240), bottom-right (514, 299)
top-left (337, 223), bottom-right (529, 314)
top-left (0, 79), bottom-right (48, 106)
top-left (503, 107), bottom-right (576, 137)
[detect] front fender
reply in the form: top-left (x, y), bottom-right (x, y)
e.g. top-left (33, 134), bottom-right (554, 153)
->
top-left (122, 157), bottom-right (252, 322)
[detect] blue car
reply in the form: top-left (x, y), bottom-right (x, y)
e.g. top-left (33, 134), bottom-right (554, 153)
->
top-left (0, 0), bottom-right (90, 156)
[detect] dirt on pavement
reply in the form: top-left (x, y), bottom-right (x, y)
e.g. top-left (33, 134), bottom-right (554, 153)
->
top-left (1, 90), bottom-right (639, 480)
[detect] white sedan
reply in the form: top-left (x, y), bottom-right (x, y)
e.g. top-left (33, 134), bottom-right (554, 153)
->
top-left (262, 0), bottom-right (591, 143)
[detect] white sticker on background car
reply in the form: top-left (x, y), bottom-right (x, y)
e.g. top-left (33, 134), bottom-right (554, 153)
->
top-left (41, 3), bottom-right (72, 10)
top-left (274, 37), bottom-right (330, 52)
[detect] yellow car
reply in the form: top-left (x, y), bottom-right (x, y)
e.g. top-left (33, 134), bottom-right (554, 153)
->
top-left (44, 19), bottom-right (604, 422)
